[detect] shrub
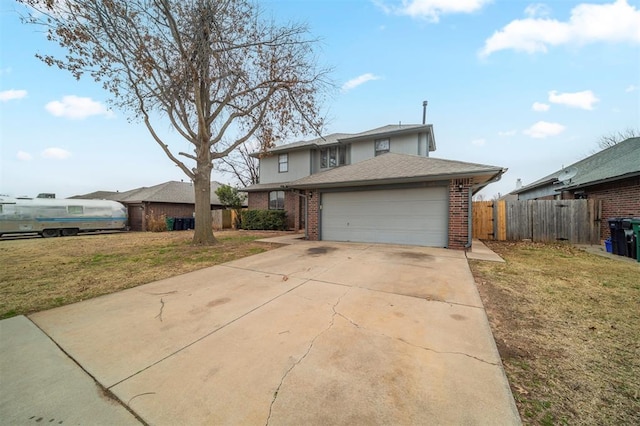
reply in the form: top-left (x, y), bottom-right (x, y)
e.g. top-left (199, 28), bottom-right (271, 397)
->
top-left (147, 214), bottom-right (168, 232)
top-left (241, 210), bottom-right (287, 230)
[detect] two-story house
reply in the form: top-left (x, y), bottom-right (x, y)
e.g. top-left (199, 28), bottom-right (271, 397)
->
top-left (245, 124), bottom-right (506, 249)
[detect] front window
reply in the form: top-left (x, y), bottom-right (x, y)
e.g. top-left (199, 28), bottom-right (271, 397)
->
top-left (278, 154), bottom-right (288, 173)
top-left (375, 138), bottom-right (390, 156)
top-left (269, 191), bottom-right (285, 210)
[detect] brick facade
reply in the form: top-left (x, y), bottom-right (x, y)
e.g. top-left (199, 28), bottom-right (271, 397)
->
top-left (247, 190), bottom-right (303, 231)
top-left (579, 177), bottom-right (640, 239)
top-left (248, 192), bottom-right (269, 210)
top-left (448, 179), bottom-right (472, 250)
top-left (130, 202), bottom-right (202, 231)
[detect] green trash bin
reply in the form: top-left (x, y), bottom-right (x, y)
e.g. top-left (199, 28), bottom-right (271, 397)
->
top-left (631, 218), bottom-right (640, 262)
top-left (165, 217), bottom-right (175, 231)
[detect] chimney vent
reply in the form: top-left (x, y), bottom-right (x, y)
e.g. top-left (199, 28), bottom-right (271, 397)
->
top-left (422, 100), bottom-right (428, 124)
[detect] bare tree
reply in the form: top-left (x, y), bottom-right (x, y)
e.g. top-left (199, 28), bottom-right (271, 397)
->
top-left (597, 128), bottom-right (639, 150)
top-left (217, 140), bottom-right (260, 187)
top-left (20, 0), bottom-right (330, 244)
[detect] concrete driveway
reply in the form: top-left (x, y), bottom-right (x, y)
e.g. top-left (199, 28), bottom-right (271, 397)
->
top-left (3, 238), bottom-right (520, 425)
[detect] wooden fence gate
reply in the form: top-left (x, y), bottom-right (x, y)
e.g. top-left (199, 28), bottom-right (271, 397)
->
top-left (472, 199), bottom-right (601, 244)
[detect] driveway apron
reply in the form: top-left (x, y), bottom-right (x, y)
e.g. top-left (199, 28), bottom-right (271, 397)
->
top-left (25, 240), bottom-right (520, 425)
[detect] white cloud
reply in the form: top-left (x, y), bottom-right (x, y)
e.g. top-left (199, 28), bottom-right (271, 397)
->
top-left (17, 151), bottom-right (33, 161)
top-left (480, 0), bottom-right (640, 57)
top-left (524, 3), bottom-right (551, 18)
top-left (471, 138), bottom-right (486, 146)
top-left (523, 121), bottom-right (566, 138)
top-left (377, 0), bottom-right (492, 22)
top-left (0, 89), bottom-right (27, 102)
top-left (532, 102), bottom-right (550, 112)
top-left (45, 95), bottom-right (114, 119)
top-left (498, 130), bottom-right (517, 137)
top-left (341, 73), bottom-right (382, 93)
top-left (626, 84), bottom-right (638, 92)
top-left (548, 90), bottom-right (599, 110)
top-left (42, 147), bottom-right (72, 160)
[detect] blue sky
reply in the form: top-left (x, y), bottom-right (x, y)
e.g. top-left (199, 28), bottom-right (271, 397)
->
top-left (1, 0), bottom-right (639, 199)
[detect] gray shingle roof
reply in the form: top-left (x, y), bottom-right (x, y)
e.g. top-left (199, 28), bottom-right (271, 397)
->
top-left (72, 181), bottom-right (236, 205)
top-left (340, 124), bottom-right (428, 141)
top-left (265, 132), bottom-right (352, 154)
top-left (68, 191), bottom-right (119, 200)
top-left (514, 137), bottom-right (640, 193)
top-left (285, 153), bottom-right (505, 189)
top-left (263, 124), bottom-right (433, 154)
top-left (241, 182), bottom-right (293, 192)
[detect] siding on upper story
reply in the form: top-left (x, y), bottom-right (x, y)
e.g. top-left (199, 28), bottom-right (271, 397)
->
top-left (259, 150), bottom-right (311, 184)
top-left (351, 132), bottom-right (426, 163)
top-left (258, 129), bottom-right (432, 184)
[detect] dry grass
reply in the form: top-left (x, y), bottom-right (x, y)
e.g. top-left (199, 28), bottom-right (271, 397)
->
top-left (469, 241), bottom-right (640, 425)
top-left (0, 230), bottom-right (292, 319)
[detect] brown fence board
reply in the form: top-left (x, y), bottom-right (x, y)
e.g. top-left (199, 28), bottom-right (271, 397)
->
top-left (505, 199), bottom-right (600, 244)
top-left (472, 201), bottom-right (494, 239)
top-left (472, 199), bottom-right (600, 243)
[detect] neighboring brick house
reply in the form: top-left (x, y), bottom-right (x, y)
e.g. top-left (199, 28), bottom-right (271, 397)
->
top-left (512, 137), bottom-right (640, 239)
top-left (244, 124), bottom-right (506, 249)
top-left (73, 180), bottom-right (233, 231)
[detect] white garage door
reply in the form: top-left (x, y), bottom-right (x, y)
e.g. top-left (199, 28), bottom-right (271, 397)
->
top-left (321, 187), bottom-right (448, 247)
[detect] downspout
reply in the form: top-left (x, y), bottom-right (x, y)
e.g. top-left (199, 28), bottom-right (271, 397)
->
top-left (465, 189), bottom-right (473, 250)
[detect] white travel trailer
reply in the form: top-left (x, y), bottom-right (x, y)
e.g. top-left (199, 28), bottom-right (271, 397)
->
top-left (0, 196), bottom-right (128, 238)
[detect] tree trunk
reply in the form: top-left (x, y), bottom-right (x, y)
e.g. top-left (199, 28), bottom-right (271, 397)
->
top-left (192, 167), bottom-right (216, 245)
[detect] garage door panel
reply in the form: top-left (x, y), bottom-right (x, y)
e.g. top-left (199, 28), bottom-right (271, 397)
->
top-left (321, 187), bottom-right (448, 247)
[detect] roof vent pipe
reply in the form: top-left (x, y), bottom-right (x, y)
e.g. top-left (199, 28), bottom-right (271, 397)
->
top-left (422, 100), bottom-right (428, 124)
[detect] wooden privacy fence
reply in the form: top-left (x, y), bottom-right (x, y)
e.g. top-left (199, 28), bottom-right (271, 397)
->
top-left (472, 199), bottom-right (601, 244)
top-left (212, 209), bottom-right (241, 230)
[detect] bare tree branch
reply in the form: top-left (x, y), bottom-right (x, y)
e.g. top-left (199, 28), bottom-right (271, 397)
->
top-left (19, 0), bottom-right (333, 244)
top-left (217, 140), bottom-right (260, 187)
top-left (597, 128), bottom-right (639, 150)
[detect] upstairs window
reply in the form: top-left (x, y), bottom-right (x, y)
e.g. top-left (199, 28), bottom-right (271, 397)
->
top-left (375, 138), bottom-right (390, 156)
top-left (278, 154), bottom-right (288, 173)
top-left (320, 146), bottom-right (347, 169)
top-left (269, 191), bottom-right (285, 210)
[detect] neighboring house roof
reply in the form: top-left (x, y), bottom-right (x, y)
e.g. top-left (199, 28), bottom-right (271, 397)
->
top-left (258, 124), bottom-right (435, 155)
top-left (69, 190), bottom-right (120, 200)
top-left (513, 137), bottom-right (640, 194)
top-left (245, 153), bottom-right (506, 194)
top-left (71, 181), bottom-right (239, 206)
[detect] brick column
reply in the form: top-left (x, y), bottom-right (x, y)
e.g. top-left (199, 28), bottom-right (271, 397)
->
top-left (306, 190), bottom-right (320, 240)
top-left (448, 179), bottom-right (472, 250)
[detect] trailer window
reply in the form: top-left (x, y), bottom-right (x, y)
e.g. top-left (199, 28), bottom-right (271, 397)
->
top-left (68, 206), bottom-right (84, 214)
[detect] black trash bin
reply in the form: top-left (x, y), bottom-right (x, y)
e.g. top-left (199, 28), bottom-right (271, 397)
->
top-left (174, 218), bottom-right (185, 231)
top-left (622, 219), bottom-right (635, 259)
top-left (185, 218), bottom-right (195, 229)
top-left (608, 218), bottom-right (627, 256)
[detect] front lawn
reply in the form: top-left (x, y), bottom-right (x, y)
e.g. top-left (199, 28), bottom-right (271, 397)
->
top-left (469, 241), bottom-right (640, 425)
top-left (0, 230), bottom-right (291, 319)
